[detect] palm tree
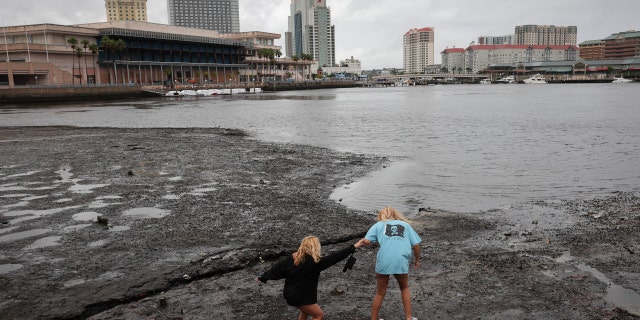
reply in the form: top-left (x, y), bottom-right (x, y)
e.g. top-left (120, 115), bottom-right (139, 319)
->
top-left (100, 36), bottom-right (126, 84)
top-left (291, 55), bottom-right (299, 82)
top-left (301, 53), bottom-right (313, 81)
top-left (81, 40), bottom-right (90, 85)
top-left (88, 44), bottom-right (99, 84)
top-left (67, 37), bottom-right (79, 85)
top-left (75, 47), bottom-right (83, 85)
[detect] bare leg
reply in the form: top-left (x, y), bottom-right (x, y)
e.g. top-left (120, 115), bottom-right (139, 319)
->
top-left (297, 303), bottom-right (324, 320)
top-left (372, 273), bottom-right (390, 320)
top-left (394, 274), bottom-right (412, 320)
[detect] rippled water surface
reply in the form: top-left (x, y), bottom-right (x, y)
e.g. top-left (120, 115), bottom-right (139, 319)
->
top-left (2, 84), bottom-right (639, 213)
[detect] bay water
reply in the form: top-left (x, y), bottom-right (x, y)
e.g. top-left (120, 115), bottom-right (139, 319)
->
top-left (1, 83), bottom-right (639, 215)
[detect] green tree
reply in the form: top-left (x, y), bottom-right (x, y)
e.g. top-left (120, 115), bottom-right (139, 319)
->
top-left (100, 36), bottom-right (126, 84)
top-left (67, 37), bottom-right (79, 85)
top-left (291, 55), bottom-right (299, 82)
top-left (88, 43), bottom-right (99, 84)
top-left (81, 39), bottom-right (90, 85)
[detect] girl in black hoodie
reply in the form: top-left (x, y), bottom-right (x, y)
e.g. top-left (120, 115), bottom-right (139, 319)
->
top-left (257, 235), bottom-right (364, 320)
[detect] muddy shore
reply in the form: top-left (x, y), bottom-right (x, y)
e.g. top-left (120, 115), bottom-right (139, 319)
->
top-left (0, 126), bottom-right (638, 320)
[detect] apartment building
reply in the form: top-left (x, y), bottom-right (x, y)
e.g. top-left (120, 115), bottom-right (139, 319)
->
top-left (286, 0), bottom-right (335, 67)
top-left (167, 0), bottom-right (240, 33)
top-left (515, 25), bottom-right (577, 46)
top-left (403, 27), bottom-right (435, 73)
top-left (465, 44), bottom-right (579, 73)
top-left (478, 34), bottom-right (514, 45)
top-left (441, 48), bottom-right (466, 73)
top-left (105, 0), bottom-right (148, 22)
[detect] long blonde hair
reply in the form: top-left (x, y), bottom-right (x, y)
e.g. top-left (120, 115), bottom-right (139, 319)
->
top-left (294, 236), bottom-right (321, 266)
top-left (377, 206), bottom-right (410, 223)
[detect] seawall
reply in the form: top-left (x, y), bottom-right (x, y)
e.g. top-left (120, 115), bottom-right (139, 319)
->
top-left (0, 86), bottom-right (156, 105)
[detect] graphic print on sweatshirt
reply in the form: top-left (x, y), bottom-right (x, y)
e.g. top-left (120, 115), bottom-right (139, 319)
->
top-left (385, 224), bottom-right (405, 238)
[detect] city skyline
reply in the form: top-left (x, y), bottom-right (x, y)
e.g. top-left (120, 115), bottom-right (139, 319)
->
top-left (2, 0), bottom-right (639, 69)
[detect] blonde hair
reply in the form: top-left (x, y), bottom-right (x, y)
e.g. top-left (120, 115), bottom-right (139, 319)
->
top-left (377, 206), bottom-right (410, 223)
top-left (294, 236), bottom-right (321, 266)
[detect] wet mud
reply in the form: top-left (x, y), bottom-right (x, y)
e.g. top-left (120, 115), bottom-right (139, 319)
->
top-left (0, 126), bottom-right (638, 320)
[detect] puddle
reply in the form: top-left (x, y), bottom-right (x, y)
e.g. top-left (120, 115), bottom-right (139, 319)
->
top-left (55, 198), bottom-right (73, 203)
top-left (109, 225), bottom-right (131, 232)
top-left (88, 239), bottom-right (108, 247)
top-left (556, 252), bottom-right (640, 315)
top-left (21, 195), bottom-right (48, 201)
top-left (0, 184), bottom-right (57, 192)
top-left (163, 194), bottom-right (180, 200)
top-left (63, 224), bottom-right (91, 233)
top-left (168, 176), bottom-right (182, 181)
top-left (0, 264), bottom-right (23, 275)
top-left (96, 195), bottom-right (122, 200)
top-left (72, 211), bottom-right (101, 222)
top-left (68, 183), bottom-right (109, 194)
top-left (0, 194), bottom-right (30, 198)
top-left (24, 236), bottom-right (62, 250)
top-left (123, 207), bottom-right (170, 219)
top-left (2, 201), bottom-right (29, 209)
top-left (3, 170), bottom-right (41, 179)
top-left (63, 278), bottom-right (87, 288)
top-left (0, 226), bottom-right (19, 234)
top-left (55, 165), bottom-right (73, 182)
top-left (4, 206), bottom-right (82, 224)
top-left (0, 229), bottom-right (51, 243)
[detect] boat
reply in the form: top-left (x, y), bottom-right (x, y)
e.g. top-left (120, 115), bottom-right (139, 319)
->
top-left (522, 74), bottom-right (547, 84)
top-left (495, 75), bottom-right (516, 84)
top-left (612, 76), bottom-right (633, 83)
top-left (479, 78), bottom-right (492, 84)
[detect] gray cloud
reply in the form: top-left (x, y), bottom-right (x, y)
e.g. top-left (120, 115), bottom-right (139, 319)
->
top-left (2, 0), bottom-right (638, 69)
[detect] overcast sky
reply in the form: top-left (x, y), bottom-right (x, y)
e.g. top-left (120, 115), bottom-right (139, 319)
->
top-left (2, 0), bottom-right (639, 69)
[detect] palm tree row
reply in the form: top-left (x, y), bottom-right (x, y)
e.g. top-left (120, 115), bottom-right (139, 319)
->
top-left (256, 48), bottom-right (282, 82)
top-left (67, 37), bottom-right (99, 85)
top-left (99, 36), bottom-right (126, 84)
top-left (291, 53), bottom-right (314, 81)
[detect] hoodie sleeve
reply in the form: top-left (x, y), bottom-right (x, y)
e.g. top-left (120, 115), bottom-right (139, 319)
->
top-left (316, 245), bottom-right (356, 271)
top-left (258, 256), bottom-right (291, 283)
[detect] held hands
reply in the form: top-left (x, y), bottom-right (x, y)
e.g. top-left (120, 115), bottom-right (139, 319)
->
top-left (354, 238), bottom-right (371, 248)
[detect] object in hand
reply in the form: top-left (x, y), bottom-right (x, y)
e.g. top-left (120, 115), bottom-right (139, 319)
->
top-left (343, 254), bottom-right (356, 272)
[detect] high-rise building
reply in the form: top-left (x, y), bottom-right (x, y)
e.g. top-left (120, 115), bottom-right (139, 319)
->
top-left (514, 25), bottom-right (577, 46)
top-left (105, 0), bottom-right (147, 22)
top-left (478, 34), bottom-right (514, 45)
top-left (403, 27), bottom-right (435, 74)
top-left (167, 0), bottom-right (240, 33)
top-left (286, 0), bottom-right (335, 67)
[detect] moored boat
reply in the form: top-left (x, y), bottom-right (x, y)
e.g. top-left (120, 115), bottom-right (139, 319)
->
top-left (612, 76), bottom-right (633, 83)
top-left (495, 75), bottom-right (516, 84)
top-left (522, 74), bottom-right (547, 84)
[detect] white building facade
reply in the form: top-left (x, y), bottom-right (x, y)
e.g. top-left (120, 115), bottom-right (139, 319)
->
top-left (441, 48), bottom-right (466, 73)
top-left (286, 0), bottom-right (335, 67)
top-left (465, 44), bottom-right (579, 73)
top-left (403, 27), bottom-right (435, 73)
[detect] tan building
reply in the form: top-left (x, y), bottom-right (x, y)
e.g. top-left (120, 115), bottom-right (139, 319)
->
top-left (106, 0), bottom-right (148, 22)
top-left (403, 27), bottom-right (435, 73)
top-left (1, 24), bottom-right (100, 87)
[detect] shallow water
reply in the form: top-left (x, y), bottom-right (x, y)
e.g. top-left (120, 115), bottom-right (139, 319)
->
top-left (1, 84), bottom-right (639, 214)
